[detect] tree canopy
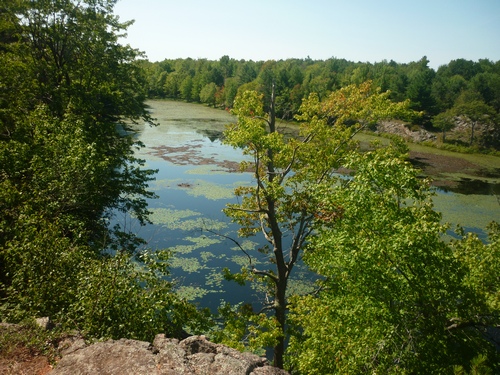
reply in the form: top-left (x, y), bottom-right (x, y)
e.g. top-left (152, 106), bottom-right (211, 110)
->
top-left (141, 56), bottom-right (500, 149)
top-left (0, 0), bottom-right (209, 340)
top-left (287, 143), bottom-right (500, 373)
top-left (220, 82), bottom-right (415, 368)
top-left (220, 82), bottom-right (499, 372)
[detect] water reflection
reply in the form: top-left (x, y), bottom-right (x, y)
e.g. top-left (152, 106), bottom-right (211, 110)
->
top-left (439, 177), bottom-right (500, 196)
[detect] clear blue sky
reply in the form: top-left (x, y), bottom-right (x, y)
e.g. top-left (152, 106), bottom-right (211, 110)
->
top-left (113, 0), bottom-right (500, 69)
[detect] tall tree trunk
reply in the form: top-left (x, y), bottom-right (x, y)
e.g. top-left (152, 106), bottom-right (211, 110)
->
top-left (273, 277), bottom-right (287, 369)
top-left (267, 81), bottom-right (287, 369)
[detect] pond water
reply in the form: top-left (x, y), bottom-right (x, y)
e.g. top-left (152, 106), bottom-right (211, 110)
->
top-left (129, 100), bottom-right (499, 311)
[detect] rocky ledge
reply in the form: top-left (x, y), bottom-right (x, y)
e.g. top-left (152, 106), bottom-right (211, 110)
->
top-left (52, 334), bottom-right (289, 375)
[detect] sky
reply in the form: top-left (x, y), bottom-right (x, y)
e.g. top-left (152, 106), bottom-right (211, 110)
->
top-left (113, 0), bottom-right (500, 70)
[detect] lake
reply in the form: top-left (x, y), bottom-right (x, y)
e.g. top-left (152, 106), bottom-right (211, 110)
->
top-left (128, 100), bottom-right (500, 311)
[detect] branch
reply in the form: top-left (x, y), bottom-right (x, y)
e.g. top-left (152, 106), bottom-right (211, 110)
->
top-left (203, 226), bottom-right (278, 283)
top-left (446, 317), bottom-right (500, 332)
top-left (260, 215), bottom-right (273, 243)
top-left (287, 212), bottom-right (314, 275)
top-left (277, 142), bottom-right (301, 185)
top-left (252, 267), bottom-right (279, 283)
top-left (257, 303), bottom-right (275, 315)
top-left (203, 228), bottom-right (254, 267)
top-left (253, 115), bottom-right (271, 128)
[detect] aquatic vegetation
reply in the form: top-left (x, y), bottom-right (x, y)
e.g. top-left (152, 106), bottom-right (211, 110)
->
top-left (170, 236), bottom-right (222, 255)
top-left (148, 207), bottom-right (202, 228)
top-left (433, 193), bottom-right (499, 235)
top-left (148, 207), bottom-right (229, 232)
top-left (230, 255), bottom-right (255, 267)
top-left (175, 285), bottom-right (212, 301)
top-left (185, 165), bottom-right (234, 175)
top-left (153, 178), bottom-right (249, 200)
top-left (200, 251), bottom-right (221, 263)
top-left (181, 180), bottom-right (237, 200)
top-left (204, 269), bottom-right (227, 288)
top-left (179, 218), bottom-right (229, 232)
top-left (229, 239), bottom-right (260, 252)
top-left (170, 256), bottom-right (204, 273)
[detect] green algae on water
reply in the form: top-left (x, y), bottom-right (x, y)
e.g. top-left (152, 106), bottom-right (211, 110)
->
top-left (175, 285), bottom-right (212, 301)
top-left (170, 236), bottom-right (222, 255)
top-left (148, 208), bottom-right (229, 231)
top-left (170, 256), bottom-right (204, 273)
top-left (433, 193), bottom-right (499, 232)
top-left (148, 207), bottom-right (201, 228)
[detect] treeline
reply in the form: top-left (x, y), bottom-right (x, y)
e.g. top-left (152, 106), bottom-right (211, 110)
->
top-left (140, 56), bottom-right (500, 148)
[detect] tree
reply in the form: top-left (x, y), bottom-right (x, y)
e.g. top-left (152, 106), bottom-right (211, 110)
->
top-left (432, 108), bottom-right (456, 142)
top-left (287, 144), bottom-right (499, 373)
top-left (0, 0), bottom-right (210, 338)
top-left (454, 91), bottom-right (497, 146)
top-left (431, 73), bottom-right (468, 111)
top-left (180, 76), bottom-right (194, 101)
top-left (222, 81), bottom-right (413, 368)
top-left (406, 56), bottom-right (437, 119)
top-left (199, 82), bottom-right (218, 107)
top-left (223, 77), bottom-right (240, 108)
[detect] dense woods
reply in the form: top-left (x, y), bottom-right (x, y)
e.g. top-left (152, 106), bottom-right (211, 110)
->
top-left (1, 1), bottom-right (499, 374)
top-left (141, 56), bottom-right (500, 149)
top-left (0, 0), bottom-right (209, 340)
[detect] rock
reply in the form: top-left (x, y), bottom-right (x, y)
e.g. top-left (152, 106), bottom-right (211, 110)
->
top-left (35, 316), bottom-right (52, 330)
top-left (377, 120), bottom-right (436, 142)
top-left (51, 334), bottom-right (289, 375)
top-left (57, 335), bottom-right (87, 356)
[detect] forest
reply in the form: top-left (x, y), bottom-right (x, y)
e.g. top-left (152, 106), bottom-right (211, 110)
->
top-left (140, 55), bottom-right (500, 149)
top-left (0, 1), bottom-right (499, 374)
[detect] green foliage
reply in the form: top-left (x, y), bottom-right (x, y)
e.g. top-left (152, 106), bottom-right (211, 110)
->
top-left (222, 82), bottom-right (416, 368)
top-left (199, 82), bottom-right (218, 107)
top-left (143, 56), bottom-right (500, 150)
top-left (210, 302), bottom-right (280, 355)
top-left (0, 0), bottom-right (207, 343)
top-left (433, 108), bottom-right (457, 141)
top-left (454, 354), bottom-right (494, 375)
top-left (66, 250), bottom-right (213, 342)
top-left (453, 91), bottom-right (498, 147)
top-left (287, 143), bottom-right (499, 374)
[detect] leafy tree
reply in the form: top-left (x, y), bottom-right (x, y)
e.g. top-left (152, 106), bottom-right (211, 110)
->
top-left (432, 74), bottom-right (468, 111)
top-left (406, 56), bottom-right (437, 119)
top-left (163, 71), bottom-right (183, 98)
top-left (287, 143), bottom-right (499, 374)
top-left (0, 0), bottom-right (208, 339)
top-left (223, 77), bottom-right (240, 108)
top-left (433, 108), bottom-right (456, 142)
top-left (199, 82), bottom-right (218, 107)
top-left (470, 72), bottom-right (500, 112)
top-left (222, 81), bottom-right (413, 368)
top-left (454, 91), bottom-right (497, 146)
top-left (446, 58), bottom-right (483, 80)
top-left (180, 76), bottom-right (194, 101)
top-left (218, 55), bottom-right (235, 80)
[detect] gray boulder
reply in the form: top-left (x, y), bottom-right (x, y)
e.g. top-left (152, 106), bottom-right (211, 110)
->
top-left (51, 334), bottom-right (289, 375)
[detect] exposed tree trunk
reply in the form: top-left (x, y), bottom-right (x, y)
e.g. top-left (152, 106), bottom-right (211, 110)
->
top-left (470, 121), bottom-right (476, 147)
top-left (273, 277), bottom-right (287, 369)
top-left (266, 81), bottom-right (286, 369)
